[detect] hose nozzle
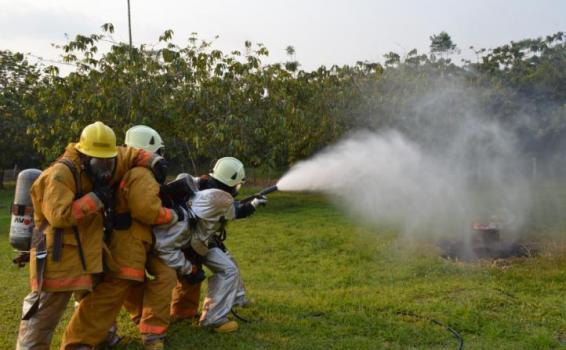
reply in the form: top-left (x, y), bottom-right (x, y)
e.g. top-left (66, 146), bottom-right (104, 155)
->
top-left (258, 185), bottom-right (278, 196)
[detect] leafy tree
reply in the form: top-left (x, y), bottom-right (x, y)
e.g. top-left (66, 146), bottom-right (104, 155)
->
top-left (430, 31), bottom-right (458, 64)
top-left (2, 26), bottom-right (566, 178)
top-left (383, 52), bottom-right (400, 67)
top-left (430, 31), bottom-right (457, 55)
top-left (0, 50), bottom-right (42, 187)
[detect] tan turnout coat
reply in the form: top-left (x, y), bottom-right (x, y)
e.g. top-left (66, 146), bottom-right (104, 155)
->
top-left (29, 143), bottom-right (153, 292)
top-left (110, 166), bottom-right (176, 281)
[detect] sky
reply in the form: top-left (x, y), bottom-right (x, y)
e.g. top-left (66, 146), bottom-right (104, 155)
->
top-left (1, 0), bottom-right (565, 71)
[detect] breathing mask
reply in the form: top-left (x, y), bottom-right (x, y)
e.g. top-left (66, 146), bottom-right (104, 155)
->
top-left (87, 157), bottom-right (116, 184)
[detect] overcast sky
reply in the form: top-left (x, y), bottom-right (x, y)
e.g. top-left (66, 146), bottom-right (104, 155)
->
top-left (1, 0), bottom-right (565, 71)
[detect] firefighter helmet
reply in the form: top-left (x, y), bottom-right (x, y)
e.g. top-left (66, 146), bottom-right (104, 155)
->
top-left (125, 125), bottom-right (165, 154)
top-left (75, 121), bottom-right (118, 158)
top-left (210, 157), bottom-right (246, 188)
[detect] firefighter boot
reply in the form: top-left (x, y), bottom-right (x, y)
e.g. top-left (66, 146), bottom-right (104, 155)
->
top-left (143, 339), bottom-right (164, 350)
top-left (214, 320), bottom-right (239, 333)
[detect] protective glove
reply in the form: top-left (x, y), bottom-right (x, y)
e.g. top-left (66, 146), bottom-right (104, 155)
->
top-left (182, 246), bottom-right (204, 265)
top-left (251, 195), bottom-right (268, 208)
top-left (151, 156), bottom-right (168, 184)
top-left (160, 177), bottom-right (195, 206)
top-left (92, 183), bottom-right (113, 207)
top-left (183, 265), bottom-right (206, 285)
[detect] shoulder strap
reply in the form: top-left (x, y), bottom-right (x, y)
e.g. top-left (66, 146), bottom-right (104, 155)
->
top-left (56, 158), bottom-right (87, 271)
top-left (58, 159), bottom-right (83, 199)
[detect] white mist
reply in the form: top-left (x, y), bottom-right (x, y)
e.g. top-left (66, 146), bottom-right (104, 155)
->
top-left (278, 118), bottom-right (531, 240)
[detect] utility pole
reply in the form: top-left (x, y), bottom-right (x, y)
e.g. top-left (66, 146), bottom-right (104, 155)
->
top-left (127, 0), bottom-right (134, 123)
top-left (127, 0), bottom-right (132, 47)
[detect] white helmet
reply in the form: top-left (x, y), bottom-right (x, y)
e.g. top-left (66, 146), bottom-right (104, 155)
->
top-left (210, 157), bottom-right (246, 188)
top-left (125, 125), bottom-right (164, 154)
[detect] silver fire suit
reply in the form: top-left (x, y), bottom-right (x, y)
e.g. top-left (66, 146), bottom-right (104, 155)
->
top-left (153, 188), bottom-right (248, 327)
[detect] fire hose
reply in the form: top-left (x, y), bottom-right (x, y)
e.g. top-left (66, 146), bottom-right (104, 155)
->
top-left (230, 308), bottom-right (251, 323)
top-left (396, 311), bottom-right (464, 350)
top-left (239, 185), bottom-right (278, 203)
top-left (235, 186), bottom-right (465, 349)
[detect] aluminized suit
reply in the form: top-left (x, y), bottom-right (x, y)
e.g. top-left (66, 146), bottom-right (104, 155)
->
top-left (152, 188), bottom-right (250, 328)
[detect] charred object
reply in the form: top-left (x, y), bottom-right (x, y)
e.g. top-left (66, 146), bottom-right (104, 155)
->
top-left (439, 220), bottom-right (533, 260)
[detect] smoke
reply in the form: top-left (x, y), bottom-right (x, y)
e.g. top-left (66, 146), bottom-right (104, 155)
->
top-left (277, 81), bottom-right (533, 240)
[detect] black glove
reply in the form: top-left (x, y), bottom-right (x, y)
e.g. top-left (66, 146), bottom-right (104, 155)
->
top-left (182, 246), bottom-right (204, 265)
top-left (184, 267), bottom-right (206, 285)
top-left (151, 157), bottom-right (168, 184)
top-left (93, 183), bottom-right (113, 207)
top-left (160, 177), bottom-right (194, 207)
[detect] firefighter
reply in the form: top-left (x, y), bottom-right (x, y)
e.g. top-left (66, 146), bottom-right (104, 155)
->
top-left (61, 125), bottom-right (180, 350)
top-left (114, 172), bottom-right (202, 350)
top-left (16, 121), bottom-right (165, 350)
top-left (152, 157), bottom-right (266, 334)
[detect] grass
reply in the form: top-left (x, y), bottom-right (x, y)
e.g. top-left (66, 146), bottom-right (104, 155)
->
top-left (1, 187), bottom-right (566, 349)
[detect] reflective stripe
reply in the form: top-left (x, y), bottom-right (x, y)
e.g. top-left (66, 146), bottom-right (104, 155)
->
top-left (154, 207), bottom-right (172, 225)
top-left (135, 150), bottom-right (152, 167)
top-left (32, 275), bottom-right (92, 291)
top-left (170, 307), bottom-right (197, 318)
top-left (118, 266), bottom-right (145, 280)
top-left (139, 322), bottom-right (167, 334)
top-left (83, 193), bottom-right (98, 213)
top-left (72, 200), bottom-right (85, 221)
top-left (72, 193), bottom-right (99, 221)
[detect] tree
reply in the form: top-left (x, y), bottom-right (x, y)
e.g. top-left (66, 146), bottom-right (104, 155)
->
top-left (429, 31), bottom-right (458, 62)
top-left (0, 50), bottom-right (42, 187)
top-left (285, 45), bottom-right (299, 72)
top-left (3, 25), bottom-right (566, 177)
top-left (383, 52), bottom-right (401, 67)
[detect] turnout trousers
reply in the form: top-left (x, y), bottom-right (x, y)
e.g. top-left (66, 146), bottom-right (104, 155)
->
top-left (17, 291), bottom-right (74, 350)
top-left (61, 224), bottom-right (179, 349)
top-left (122, 255), bottom-right (178, 343)
top-left (124, 257), bottom-right (202, 342)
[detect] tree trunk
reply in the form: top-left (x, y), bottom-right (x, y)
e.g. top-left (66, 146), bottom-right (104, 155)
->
top-left (0, 169), bottom-right (4, 189)
top-left (185, 141), bottom-right (198, 175)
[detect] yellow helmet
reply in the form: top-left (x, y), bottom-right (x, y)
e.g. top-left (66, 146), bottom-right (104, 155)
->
top-left (210, 157), bottom-right (246, 187)
top-left (75, 121), bottom-right (118, 158)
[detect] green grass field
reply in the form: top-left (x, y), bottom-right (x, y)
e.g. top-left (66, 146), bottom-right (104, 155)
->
top-left (1, 187), bottom-right (566, 349)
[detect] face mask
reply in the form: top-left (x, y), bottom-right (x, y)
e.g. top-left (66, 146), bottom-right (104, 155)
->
top-left (88, 157), bottom-right (116, 184)
top-left (231, 183), bottom-right (244, 198)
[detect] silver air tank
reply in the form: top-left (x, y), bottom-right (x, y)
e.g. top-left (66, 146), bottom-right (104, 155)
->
top-left (9, 169), bottom-right (42, 251)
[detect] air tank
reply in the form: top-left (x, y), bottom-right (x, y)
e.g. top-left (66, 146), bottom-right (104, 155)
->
top-left (9, 169), bottom-right (42, 251)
